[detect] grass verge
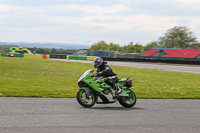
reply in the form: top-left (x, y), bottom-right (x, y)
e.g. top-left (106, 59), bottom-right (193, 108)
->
top-left (0, 57), bottom-right (200, 98)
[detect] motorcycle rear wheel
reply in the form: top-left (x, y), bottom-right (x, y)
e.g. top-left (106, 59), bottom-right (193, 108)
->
top-left (118, 89), bottom-right (136, 108)
top-left (76, 89), bottom-right (96, 108)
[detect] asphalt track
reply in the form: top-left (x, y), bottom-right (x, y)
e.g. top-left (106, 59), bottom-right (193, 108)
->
top-left (50, 59), bottom-right (200, 74)
top-left (0, 98), bottom-right (200, 133)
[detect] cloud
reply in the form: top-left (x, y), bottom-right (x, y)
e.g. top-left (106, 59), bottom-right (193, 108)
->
top-left (175, 0), bottom-right (200, 3)
top-left (0, 0), bottom-right (200, 45)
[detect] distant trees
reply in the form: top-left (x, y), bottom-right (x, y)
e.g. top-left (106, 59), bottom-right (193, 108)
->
top-left (158, 26), bottom-right (199, 48)
top-left (189, 43), bottom-right (200, 49)
top-left (89, 26), bottom-right (200, 53)
top-left (89, 41), bottom-right (143, 53)
top-left (144, 41), bottom-right (158, 51)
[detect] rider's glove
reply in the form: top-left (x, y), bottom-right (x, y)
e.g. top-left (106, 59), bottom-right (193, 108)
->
top-left (91, 73), bottom-right (98, 77)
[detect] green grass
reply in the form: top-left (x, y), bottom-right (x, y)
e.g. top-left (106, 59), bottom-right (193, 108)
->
top-left (0, 57), bottom-right (200, 98)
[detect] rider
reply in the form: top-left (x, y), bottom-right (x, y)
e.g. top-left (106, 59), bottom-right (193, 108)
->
top-left (91, 57), bottom-right (122, 95)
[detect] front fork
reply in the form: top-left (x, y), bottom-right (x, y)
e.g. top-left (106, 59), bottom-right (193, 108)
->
top-left (80, 87), bottom-right (91, 98)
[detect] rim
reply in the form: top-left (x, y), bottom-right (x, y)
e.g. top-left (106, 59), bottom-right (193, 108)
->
top-left (122, 92), bottom-right (136, 104)
top-left (79, 90), bottom-right (95, 105)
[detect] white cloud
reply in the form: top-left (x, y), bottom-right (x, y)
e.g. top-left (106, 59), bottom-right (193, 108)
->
top-left (175, 0), bottom-right (200, 3)
top-left (0, 1), bottom-right (200, 45)
top-left (173, 0), bottom-right (200, 11)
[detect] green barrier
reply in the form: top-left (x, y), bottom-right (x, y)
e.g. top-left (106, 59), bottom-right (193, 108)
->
top-left (68, 56), bottom-right (87, 60)
top-left (0, 53), bottom-right (1, 57)
top-left (0, 53), bottom-right (24, 57)
top-left (13, 53), bottom-right (24, 58)
top-left (68, 56), bottom-right (77, 60)
top-left (1, 53), bottom-right (8, 57)
top-left (78, 56), bottom-right (87, 60)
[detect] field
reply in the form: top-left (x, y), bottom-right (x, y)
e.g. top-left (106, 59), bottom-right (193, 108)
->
top-left (0, 57), bottom-right (200, 98)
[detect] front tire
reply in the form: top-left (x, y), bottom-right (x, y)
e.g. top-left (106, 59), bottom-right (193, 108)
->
top-left (118, 89), bottom-right (136, 108)
top-left (76, 89), bottom-right (96, 108)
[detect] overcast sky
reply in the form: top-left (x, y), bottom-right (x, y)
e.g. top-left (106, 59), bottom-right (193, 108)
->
top-left (0, 0), bottom-right (200, 46)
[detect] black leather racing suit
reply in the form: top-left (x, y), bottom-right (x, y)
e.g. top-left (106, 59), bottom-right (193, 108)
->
top-left (96, 62), bottom-right (118, 88)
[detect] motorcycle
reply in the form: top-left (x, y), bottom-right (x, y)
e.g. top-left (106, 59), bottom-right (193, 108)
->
top-left (76, 69), bottom-right (136, 108)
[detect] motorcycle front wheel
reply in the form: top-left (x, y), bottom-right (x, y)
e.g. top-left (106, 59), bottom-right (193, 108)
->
top-left (76, 89), bottom-right (96, 108)
top-left (118, 89), bottom-right (136, 108)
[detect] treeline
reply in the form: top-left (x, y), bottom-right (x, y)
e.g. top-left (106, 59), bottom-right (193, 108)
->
top-left (89, 26), bottom-right (200, 53)
top-left (89, 41), bottom-right (144, 53)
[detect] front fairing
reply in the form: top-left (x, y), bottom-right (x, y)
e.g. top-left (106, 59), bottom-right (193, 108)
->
top-left (77, 69), bottom-right (107, 93)
top-left (77, 69), bottom-right (94, 84)
top-left (82, 76), bottom-right (108, 93)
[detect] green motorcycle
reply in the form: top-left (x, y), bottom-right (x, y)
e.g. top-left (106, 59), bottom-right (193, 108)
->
top-left (77, 69), bottom-right (136, 108)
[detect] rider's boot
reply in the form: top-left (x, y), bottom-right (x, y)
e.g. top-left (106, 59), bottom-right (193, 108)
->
top-left (116, 85), bottom-right (122, 95)
top-left (113, 85), bottom-right (122, 97)
top-left (111, 89), bottom-right (117, 99)
top-left (111, 85), bottom-right (122, 99)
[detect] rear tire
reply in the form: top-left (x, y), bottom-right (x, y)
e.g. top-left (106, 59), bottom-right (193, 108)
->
top-left (118, 89), bottom-right (136, 108)
top-left (76, 89), bottom-right (96, 108)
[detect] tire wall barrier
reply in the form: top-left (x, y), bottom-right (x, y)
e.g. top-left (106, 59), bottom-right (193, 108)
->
top-left (50, 54), bottom-right (67, 59)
